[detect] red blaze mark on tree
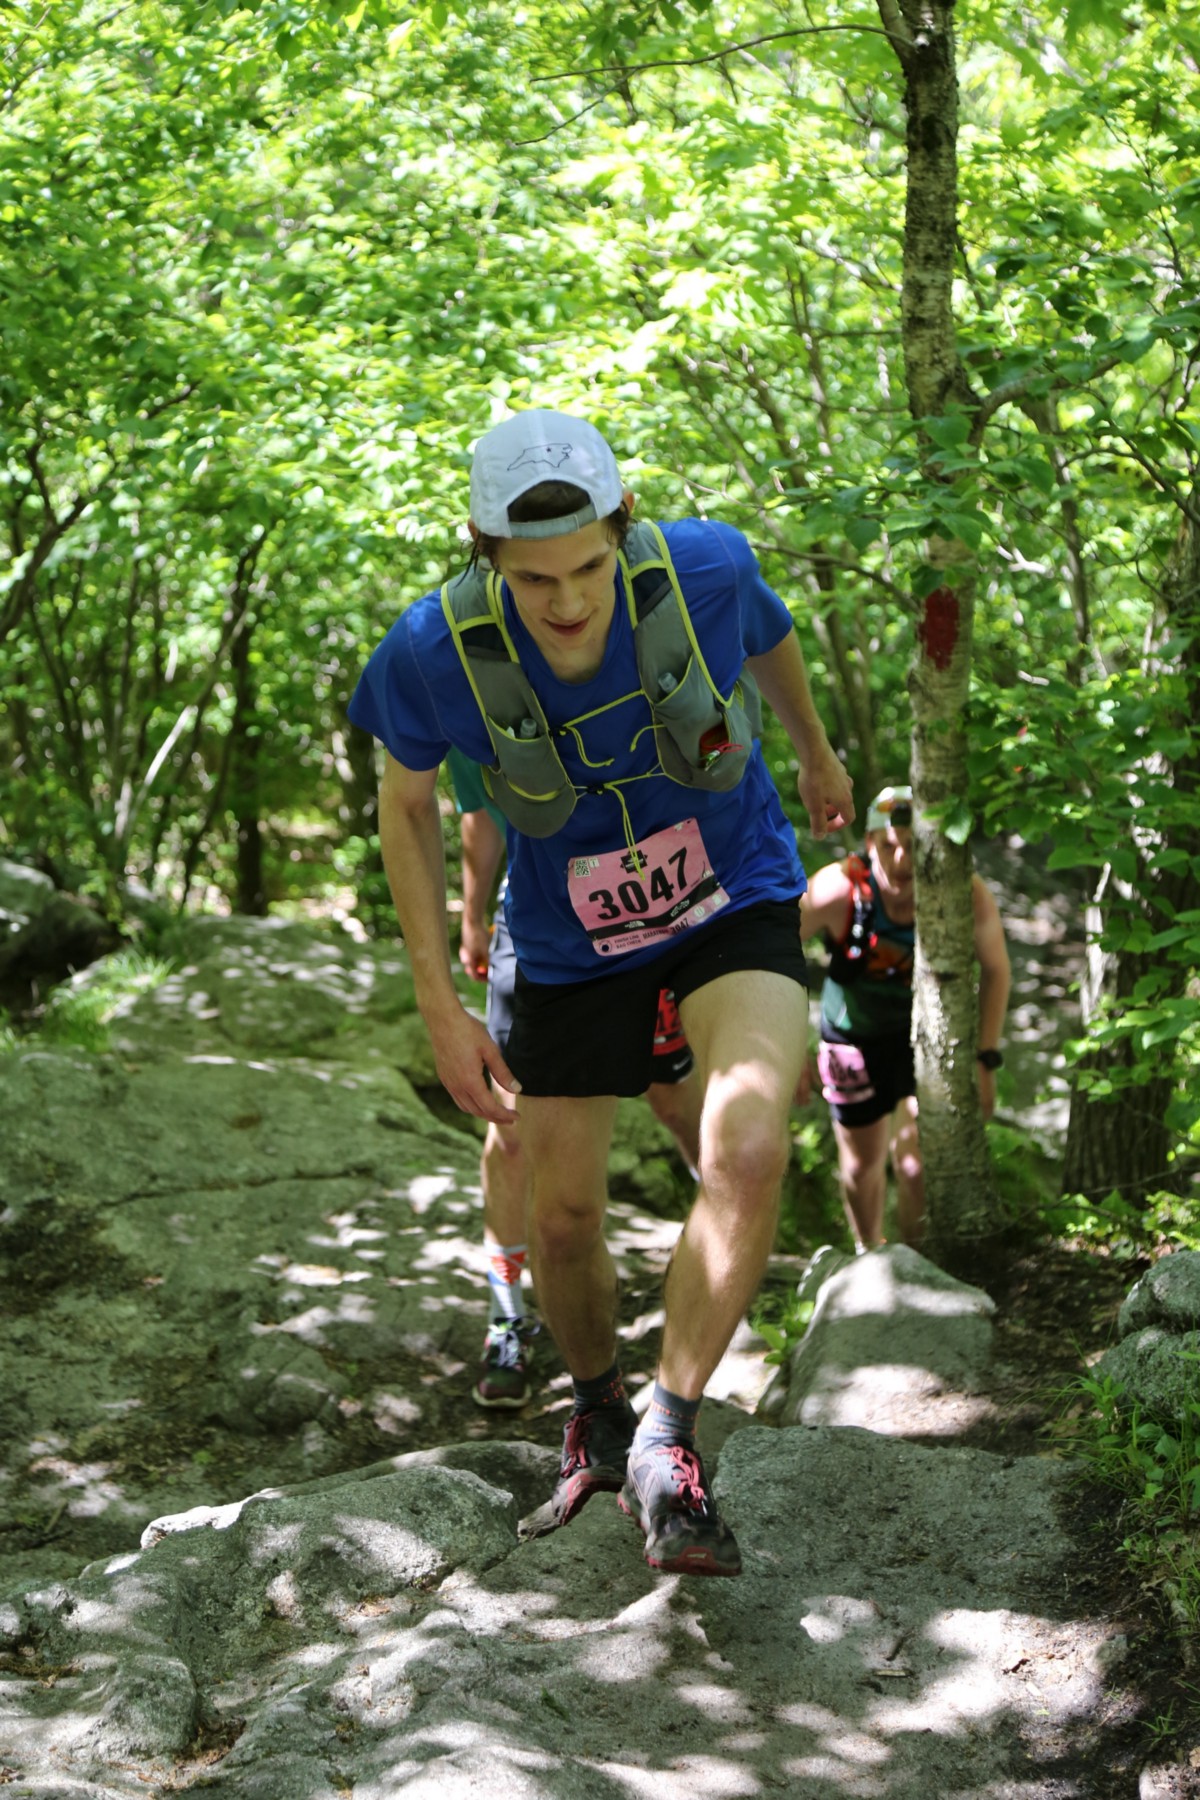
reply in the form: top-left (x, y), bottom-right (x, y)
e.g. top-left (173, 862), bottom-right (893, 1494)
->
top-left (918, 587), bottom-right (959, 670)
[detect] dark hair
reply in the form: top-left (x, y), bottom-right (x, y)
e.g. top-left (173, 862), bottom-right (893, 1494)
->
top-left (469, 480), bottom-right (632, 570)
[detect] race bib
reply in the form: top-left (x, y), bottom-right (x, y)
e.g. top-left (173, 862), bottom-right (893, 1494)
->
top-left (817, 1040), bottom-right (876, 1107)
top-left (568, 818), bottom-right (730, 957)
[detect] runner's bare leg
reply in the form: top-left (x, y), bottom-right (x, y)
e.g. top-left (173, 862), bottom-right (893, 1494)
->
top-left (832, 1114), bottom-right (890, 1248)
top-left (520, 1094), bottom-right (620, 1381)
top-left (889, 1094), bottom-right (924, 1247)
top-left (662, 970), bottom-right (808, 1398)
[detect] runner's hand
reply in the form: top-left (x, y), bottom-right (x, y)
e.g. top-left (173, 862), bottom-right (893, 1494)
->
top-left (430, 1008), bottom-right (521, 1123)
top-left (458, 917), bottom-right (491, 981)
top-left (797, 748), bottom-right (855, 841)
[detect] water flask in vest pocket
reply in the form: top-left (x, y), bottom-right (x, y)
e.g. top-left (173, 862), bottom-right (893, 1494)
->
top-left (652, 657), bottom-right (751, 792)
top-left (482, 718), bottom-right (577, 836)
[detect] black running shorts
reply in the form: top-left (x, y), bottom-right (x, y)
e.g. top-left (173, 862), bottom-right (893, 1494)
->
top-left (504, 899), bottom-right (807, 1098)
top-left (487, 903), bottom-right (696, 1086)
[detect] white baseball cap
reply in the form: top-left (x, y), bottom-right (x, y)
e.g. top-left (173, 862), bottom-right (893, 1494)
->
top-left (866, 784), bottom-right (914, 832)
top-left (469, 410), bottom-right (625, 540)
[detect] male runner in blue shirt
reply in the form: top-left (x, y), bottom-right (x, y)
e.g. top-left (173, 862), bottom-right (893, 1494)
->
top-left (350, 409), bottom-right (853, 1576)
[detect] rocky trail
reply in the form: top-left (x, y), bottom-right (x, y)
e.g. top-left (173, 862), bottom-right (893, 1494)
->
top-left (0, 900), bottom-right (1195, 1797)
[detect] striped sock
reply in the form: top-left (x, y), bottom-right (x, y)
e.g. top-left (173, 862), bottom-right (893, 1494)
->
top-left (571, 1361), bottom-right (629, 1416)
top-left (486, 1242), bottom-right (527, 1329)
top-left (633, 1381), bottom-right (700, 1451)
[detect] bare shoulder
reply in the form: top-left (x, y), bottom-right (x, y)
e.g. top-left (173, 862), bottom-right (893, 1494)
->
top-left (800, 856), bottom-right (854, 940)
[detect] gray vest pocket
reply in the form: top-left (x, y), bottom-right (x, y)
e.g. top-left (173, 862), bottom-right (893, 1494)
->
top-left (651, 656), bottom-right (754, 792)
top-left (482, 725), bottom-right (577, 836)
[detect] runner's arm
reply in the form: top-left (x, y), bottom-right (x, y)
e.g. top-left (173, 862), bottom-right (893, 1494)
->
top-left (459, 806), bottom-right (505, 980)
top-left (744, 632), bottom-right (855, 840)
top-left (378, 753), bottom-right (519, 1121)
top-left (971, 873), bottom-right (1011, 1120)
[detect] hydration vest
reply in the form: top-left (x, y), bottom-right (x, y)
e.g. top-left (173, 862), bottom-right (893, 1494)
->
top-left (440, 520), bottom-right (763, 838)
top-left (824, 854), bottom-right (914, 988)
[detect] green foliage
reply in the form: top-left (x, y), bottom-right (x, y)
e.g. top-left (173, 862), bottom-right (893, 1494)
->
top-left (754, 1295), bottom-right (816, 1368)
top-left (969, 651), bottom-right (1200, 1168)
top-left (777, 1114), bottom-right (847, 1253)
top-left (1056, 1366), bottom-right (1200, 1642)
top-left (1047, 1190), bottom-right (1200, 1263)
top-left (986, 1122), bottom-right (1061, 1233)
top-left (37, 949), bottom-right (176, 1053)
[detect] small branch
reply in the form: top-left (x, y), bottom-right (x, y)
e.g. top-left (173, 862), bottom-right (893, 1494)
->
top-left (969, 348), bottom-right (1130, 442)
top-left (532, 22), bottom-right (897, 84)
top-left (873, 0), bottom-right (915, 62)
top-left (771, 544), bottom-right (908, 602)
top-left (511, 91), bottom-right (617, 145)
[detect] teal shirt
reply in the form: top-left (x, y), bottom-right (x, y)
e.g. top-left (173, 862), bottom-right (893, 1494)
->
top-left (819, 861), bottom-right (915, 1038)
top-left (446, 746), bottom-right (506, 836)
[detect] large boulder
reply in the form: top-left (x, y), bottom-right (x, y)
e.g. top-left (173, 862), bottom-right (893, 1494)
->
top-left (1118, 1251), bottom-right (1200, 1338)
top-left (1096, 1251), bottom-right (1200, 1423)
top-left (758, 1243), bottom-right (997, 1434)
top-left (0, 856), bottom-right (119, 1002)
top-left (0, 1425), bottom-right (1113, 1800)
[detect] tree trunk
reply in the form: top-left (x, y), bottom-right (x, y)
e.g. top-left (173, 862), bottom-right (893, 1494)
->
top-left (876, 0), bottom-right (1003, 1270)
top-left (229, 610), bottom-right (267, 918)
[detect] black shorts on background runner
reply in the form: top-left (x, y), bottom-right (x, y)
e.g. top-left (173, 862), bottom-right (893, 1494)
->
top-left (817, 1026), bottom-right (914, 1129)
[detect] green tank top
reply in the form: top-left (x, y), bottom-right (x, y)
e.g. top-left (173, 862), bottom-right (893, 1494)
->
top-left (820, 857), bottom-right (915, 1038)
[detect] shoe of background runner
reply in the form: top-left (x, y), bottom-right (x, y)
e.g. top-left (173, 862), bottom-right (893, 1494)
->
top-left (619, 1441), bottom-right (742, 1576)
top-left (472, 1321), bottom-right (532, 1410)
top-left (517, 1402), bottom-right (637, 1538)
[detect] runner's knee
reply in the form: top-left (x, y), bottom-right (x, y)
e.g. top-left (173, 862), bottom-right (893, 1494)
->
top-left (701, 1093), bottom-right (790, 1197)
top-left (529, 1187), bottom-right (607, 1260)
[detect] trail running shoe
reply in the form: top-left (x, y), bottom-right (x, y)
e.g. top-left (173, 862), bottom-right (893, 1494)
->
top-left (472, 1321), bottom-right (532, 1410)
top-left (517, 1402), bottom-right (637, 1539)
top-left (619, 1442), bottom-right (742, 1577)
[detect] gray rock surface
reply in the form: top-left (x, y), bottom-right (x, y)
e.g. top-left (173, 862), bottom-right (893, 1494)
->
top-left (1119, 1251), bottom-right (1200, 1338)
top-left (760, 1241), bottom-right (997, 1435)
top-left (1095, 1250), bottom-right (1200, 1423)
top-left (1096, 1326), bottom-right (1200, 1424)
top-left (0, 857), bottom-right (119, 999)
top-left (0, 913), bottom-right (1172, 1796)
top-left (0, 1420), bottom-right (1113, 1799)
top-left (0, 917), bottom-right (717, 1600)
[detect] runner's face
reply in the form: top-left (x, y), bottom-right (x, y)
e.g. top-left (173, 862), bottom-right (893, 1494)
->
top-left (868, 825), bottom-right (914, 903)
top-left (492, 517), bottom-right (623, 681)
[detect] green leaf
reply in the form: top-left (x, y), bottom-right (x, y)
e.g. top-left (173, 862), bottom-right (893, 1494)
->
top-left (941, 511), bottom-right (985, 551)
top-left (942, 799), bottom-right (974, 845)
top-left (845, 515), bottom-right (882, 552)
top-left (924, 413), bottom-right (971, 450)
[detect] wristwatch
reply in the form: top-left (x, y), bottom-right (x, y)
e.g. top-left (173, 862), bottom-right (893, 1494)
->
top-left (977, 1048), bottom-right (1004, 1071)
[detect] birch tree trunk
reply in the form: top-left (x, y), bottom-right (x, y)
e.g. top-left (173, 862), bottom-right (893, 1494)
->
top-left (876, 0), bottom-right (1003, 1269)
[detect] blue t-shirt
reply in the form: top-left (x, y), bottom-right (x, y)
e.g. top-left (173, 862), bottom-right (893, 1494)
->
top-left (349, 517), bottom-right (807, 982)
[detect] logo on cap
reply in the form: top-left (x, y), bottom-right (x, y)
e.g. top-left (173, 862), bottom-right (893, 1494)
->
top-left (508, 444), bottom-right (575, 473)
